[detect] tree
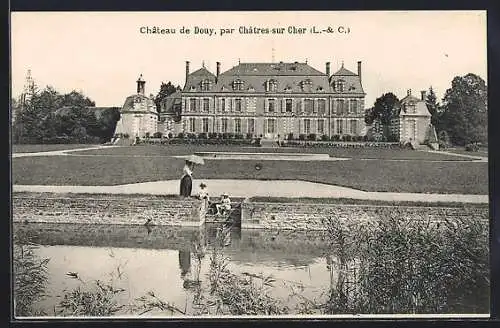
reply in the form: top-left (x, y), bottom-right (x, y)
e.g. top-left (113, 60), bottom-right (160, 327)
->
top-left (154, 82), bottom-right (180, 113)
top-left (61, 90), bottom-right (96, 107)
top-left (425, 86), bottom-right (441, 129)
top-left (364, 107), bottom-right (375, 125)
top-left (372, 93), bottom-right (400, 140)
top-left (440, 73), bottom-right (487, 146)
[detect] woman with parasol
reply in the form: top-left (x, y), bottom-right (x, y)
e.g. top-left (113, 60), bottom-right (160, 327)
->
top-left (179, 155), bottom-right (205, 197)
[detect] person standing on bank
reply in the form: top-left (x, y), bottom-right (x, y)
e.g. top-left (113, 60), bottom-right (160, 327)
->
top-left (179, 155), bottom-right (205, 197)
top-left (180, 160), bottom-right (195, 197)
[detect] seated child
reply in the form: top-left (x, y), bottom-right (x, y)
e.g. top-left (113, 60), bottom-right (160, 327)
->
top-left (216, 193), bottom-right (231, 215)
top-left (198, 183), bottom-right (209, 201)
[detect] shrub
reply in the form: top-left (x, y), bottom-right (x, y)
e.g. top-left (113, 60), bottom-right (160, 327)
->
top-left (465, 143), bottom-right (480, 152)
top-left (167, 133), bottom-right (173, 139)
top-left (145, 132), bottom-right (150, 138)
top-left (321, 134), bottom-right (329, 141)
top-left (152, 132), bottom-right (162, 138)
top-left (332, 135), bottom-right (340, 141)
top-left (208, 132), bottom-right (218, 139)
top-left (246, 133), bottom-right (253, 140)
top-left (187, 133), bottom-right (197, 139)
top-left (123, 133), bottom-right (130, 139)
top-left (287, 133), bottom-right (294, 141)
top-left (198, 132), bottom-right (208, 139)
top-left (307, 133), bottom-right (317, 141)
top-left (177, 132), bottom-right (185, 139)
top-left (343, 135), bottom-right (352, 142)
top-left (298, 134), bottom-right (306, 141)
top-left (235, 134), bottom-right (244, 140)
top-left (438, 130), bottom-right (450, 149)
top-left (13, 239), bottom-right (49, 316)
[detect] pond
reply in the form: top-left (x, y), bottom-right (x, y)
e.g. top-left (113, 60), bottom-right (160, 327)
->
top-left (13, 220), bottom-right (489, 317)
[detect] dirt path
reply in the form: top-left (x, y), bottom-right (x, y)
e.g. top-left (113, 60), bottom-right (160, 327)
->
top-left (13, 179), bottom-right (488, 204)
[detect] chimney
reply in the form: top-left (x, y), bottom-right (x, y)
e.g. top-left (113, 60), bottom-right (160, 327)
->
top-left (185, 61), bottom-right (190, 82)
top-left (407, 89), bottom-right (412, 96)
top-left (136, 74), bottom-right (145, 95)
top-left (326, 62), bottom-right (331, 76)
top-left (216, 62), bottom-right (221, 82)
top-left (421, 90), bottom-right (426, 101)
top-left (357, 61), bottom-right (362, 82)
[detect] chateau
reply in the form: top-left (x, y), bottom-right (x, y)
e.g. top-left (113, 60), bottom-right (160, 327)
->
top-left (160, 60), bottom-right (367, 139)
top-left (114, 60), bottom-right (433, 143)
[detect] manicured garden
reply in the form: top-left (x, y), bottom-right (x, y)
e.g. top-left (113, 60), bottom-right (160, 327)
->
top-left (12, 151), bottom-right (488, 194)
top-left (72, 144), bottom-right (474, 161)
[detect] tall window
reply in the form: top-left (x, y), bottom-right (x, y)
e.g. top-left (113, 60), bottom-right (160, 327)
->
top-left (267, 80), bottom-right (278, 92)
top-left (267, 119), bottom-right (276, 133)
top-left (221, 98), bottom-right (226, 112)
top-left (349, 99), bottom-right (357, 114)
top-left (247, 118), bottom-right (255, 134)
top-left (304, 99), bottom-right (313, 114)
top-left (202, 118), bottom-right (209, 133)
top-left (203, 98), bottom-right (209, 112)
top-left (318, 99), bottom-right (326, 115)
top-left (268, 99), bottom-right (275, 112)
top-left (317, 119), bottom-right (324, 135)
top-left (304, 119), bottom-right (311, 134)
top-left (221, 118), bottom-right (228, 133)
top-left (285, 99), bottom-right (293, 112)
top-left (190, 98), bottom-right (197, 112)
top-left (235, 118), bottom-right (241, 134)
top-left (189, 117), bottom-right (196, 132)
top-left (336, 119), bottom-right (343, 134)
top-left (201, 80), bottom-right (211, 91)
top-left (337, 100), bottom-right (345, 115)
top-left (336, 80), bottom-right (346, 92)
top-left (235, 98), bottom-right (242, 112)
top-left (228, 99), bottom-right (233, 112)
top-left (350, 120), bottom-right (357, 134)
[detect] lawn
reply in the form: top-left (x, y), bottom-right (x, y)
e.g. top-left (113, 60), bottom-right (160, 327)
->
top-left (72, 144), bottom-right (473, 161)
top-left (445, 148), bottom-right (488, 157)
top-left (12, 144), bottom-right (98, 153)
top-left (12, 154), bottom-right (488, 194)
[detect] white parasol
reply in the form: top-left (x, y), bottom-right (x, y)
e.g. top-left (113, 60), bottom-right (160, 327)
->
top-left (186, 154), bottom-right (205, 165)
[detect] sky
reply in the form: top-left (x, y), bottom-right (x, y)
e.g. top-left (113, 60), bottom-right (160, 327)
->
top-left (11, 11), bottom-right (487, 108)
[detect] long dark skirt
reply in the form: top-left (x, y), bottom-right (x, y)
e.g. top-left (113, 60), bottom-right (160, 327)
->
top-left (179, 174), bottom-right (192, 197)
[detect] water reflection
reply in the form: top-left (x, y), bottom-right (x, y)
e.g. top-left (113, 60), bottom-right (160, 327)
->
top-left (13, 219), bottom-right (489, 316)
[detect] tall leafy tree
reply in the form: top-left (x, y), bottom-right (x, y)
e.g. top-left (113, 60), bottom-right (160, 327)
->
top-left (154, 82), bottom-right (180, 113)
top-left (425, 86), bottom-right (441, 129)
top-left (440, 73), bottom-right (487, 146)
top-left (372, 93), bottom-right (401, 140)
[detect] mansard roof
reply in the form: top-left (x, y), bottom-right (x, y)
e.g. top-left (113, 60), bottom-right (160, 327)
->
top-left (332, 65), bottom-right (357, 76)
top-left (329, 65), bottom-right (364, 94)
top-left (399, 92), bottom-right (431, 116)
top-left (121, 93), bottom-right (156, 113)
top-left (214, 62), bottom-right (330, 93)
top-left (223, 62), bottom-right (325, 76)
top-left (183, 67), bottom-right (217, 92)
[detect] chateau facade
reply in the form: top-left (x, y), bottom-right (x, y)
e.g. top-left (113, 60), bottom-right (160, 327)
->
top-left (160, 60), bottom-right (367, 139)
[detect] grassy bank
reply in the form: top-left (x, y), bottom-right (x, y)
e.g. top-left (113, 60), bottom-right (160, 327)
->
top-left (12, 144), bottom-right (98, 153)
top-left (12, 155), bottom-right (488, 194)
top-left (72, 144), bottom-right (473, 161)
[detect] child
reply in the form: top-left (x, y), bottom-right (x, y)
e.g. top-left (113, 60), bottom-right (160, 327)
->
top-left (198, 183), bottom-right (209, 201)
top-left (216, 193), bottom-right (231, 215)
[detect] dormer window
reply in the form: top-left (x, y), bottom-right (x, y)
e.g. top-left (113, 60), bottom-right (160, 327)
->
top-left (317, 86), bottom-right (324, 92)
top-left (349, 84), bottom-right (356, 91)
top-left (232, 79), bottom-right (244, 91)
top-left (200, 79), bottom-right (212, 91)
top-left (266, 79), bottom-right (278, 92)
top-left (334, 79), bottom-right (346, 92)
top-left (301, 79), bottom-right (313, 92)
top-left (190, 86), bottom-right (196, 91)
top-left (248, 85), bottom-right (255, 92)
top-left (284, 85), bottom-right (292, 92)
